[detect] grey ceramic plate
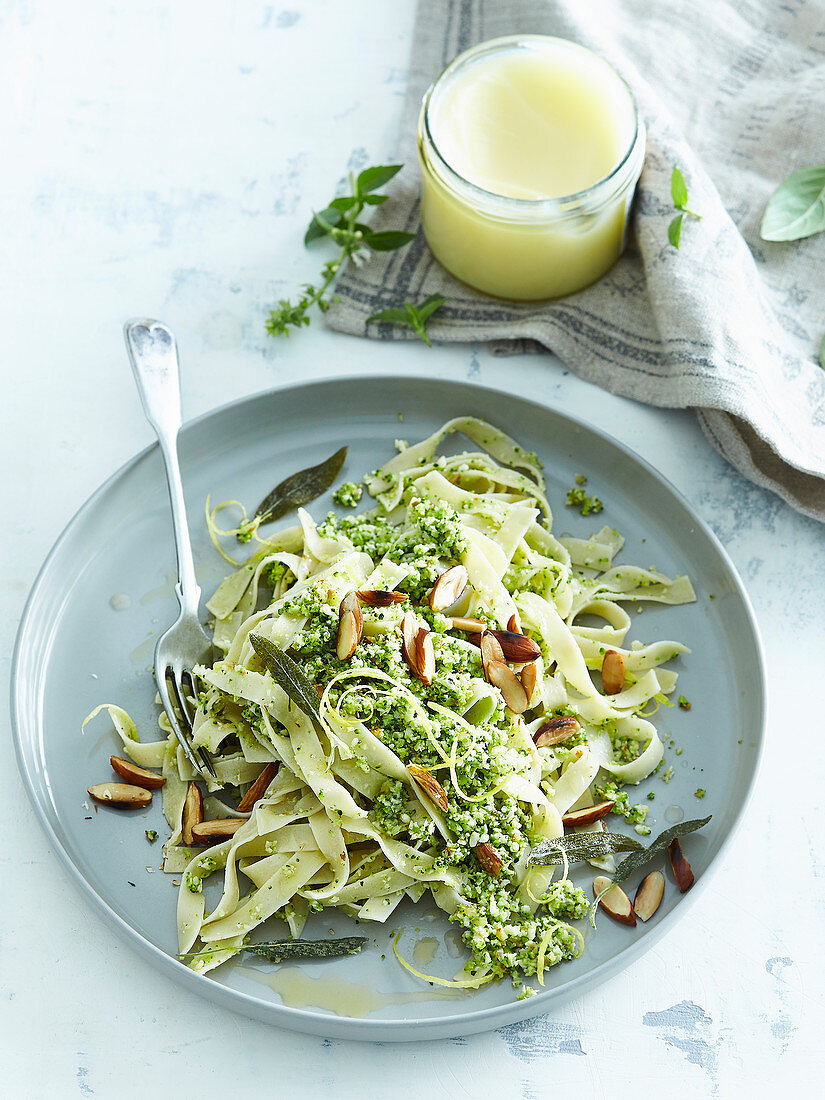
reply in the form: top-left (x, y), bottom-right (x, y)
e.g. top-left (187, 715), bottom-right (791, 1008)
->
top-left (12, 376), bottom-right (765, 1040)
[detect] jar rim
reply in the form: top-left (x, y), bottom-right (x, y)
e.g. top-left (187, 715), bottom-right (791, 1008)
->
top-left (419, 34), bottom-right (644, 215)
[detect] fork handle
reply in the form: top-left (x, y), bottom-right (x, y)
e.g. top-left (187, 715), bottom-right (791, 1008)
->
top-left (124, 319), bottom-right (200, 611)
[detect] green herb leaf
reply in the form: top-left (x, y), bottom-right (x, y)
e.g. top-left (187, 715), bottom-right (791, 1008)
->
top-left (249, 446), bottom-right (347, 531)
top-left (668, 213), bottom-right (684, 248)
top-left (250, 634), bottom-right (323, 729)
top-left (608, 815), bottom-right (711, 885)
top-left (244, 937), bottom-right (367, 962)
top-left (760, 165), bottom-right (825, 242)
top-left (357, 164), bottom-right (402, 193)
top-left (528, 831), bottom-right (645, 867)
top-left (367, 294), bottom-right (447, 347)
top-left (304, 207), bottom-right (343, 245)
top-left (363, 229), bottom-right (417, 252)
top-left (363, 194), bottom-right (388, 206)
top-left (671, 167), bottom-right (689, 210)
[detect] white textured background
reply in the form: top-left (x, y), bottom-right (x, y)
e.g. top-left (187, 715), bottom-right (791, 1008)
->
top-left (1, 2), bottom-right (822, 1096)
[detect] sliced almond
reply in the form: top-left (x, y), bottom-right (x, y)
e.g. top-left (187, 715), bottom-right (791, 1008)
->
top-left (428, 565), bottom-right (469, 612)
top-left (507, 612), bottom-right (522, 634)
top-left (109, 755), bottom-right (166, 789)
top-left (475, 842), bottom-right (503, 876)
top-left (593, 875), bottom-right (636, 926)
top-left (480, 629), bottom-right (505, 673)
top-left (448, 616), bottom-right (487, 633)
top-left (634, 870), bottom-right (665, 921)
top-left (413, 627), bottom-right (435, 685)
top-left (669, 838), bottom-right (695, 892)
top-left (407, 764), bottom-right (449, 813)
top-left (190, 818), bottom-right (246, 845)
top-left (182, 781), bottom-right (204, 845)
top-left (520, 661), bottom-right (537, 702)
top-left (533, 716), bottom-right (581, 748)
top-left (337, 609), bottom-right (360, 660)
top-left (87, 783), bottom-right (152, 808)
top-left (486, 659), bottom-right (529, 714)
top-left (355, 589), bottom-right (408, 607)
top-left (492, 629), bottom-right (541, 664)
top-left (562, 801), bottom-right (615, 828)
top-left (601, 649), bottom-right (626, 695)
top-left (400, 613), bottom-right (418, 669)
top-left (237, 761), bottom-right (280, 813)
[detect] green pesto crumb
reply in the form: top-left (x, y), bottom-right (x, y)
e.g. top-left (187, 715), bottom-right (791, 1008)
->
top-left (575, 473), bottom-right (587, 486)
top-left (678, 695), bottom-right (692, 710)
top-left (694, 788), bottom-right (706, 798)
top-left (675, 747), bottom-right (683, 756)
top-left (332, 481), bottom-right (363, 507)
top-left (565, 486), bottom-right (603, 516)
top-left (662, 766), bottom-right (675, 784)
top-left (646, 792), bottom-right (655, 801)
top-left (145, 829), bottom-right (158, 843)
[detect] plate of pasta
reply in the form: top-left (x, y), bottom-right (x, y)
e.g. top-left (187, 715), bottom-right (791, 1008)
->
top-left (12, 376), bottom-right (765, 1039)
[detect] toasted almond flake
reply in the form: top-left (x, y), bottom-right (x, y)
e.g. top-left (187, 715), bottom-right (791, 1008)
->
top-left (490, 629), bottom-right (541, 664)
top-left (407, 764), bottom-right (449, 812)
top-left (507, 612), bottom-right (522, 634)
top-left (485, 659), bottom-right (529, 713)
top-left (562, 801), bottom-right (615, 828)
top-left (475, 842), bottom-right (503, 876)
top-left (428, 565), bottom-right (469, 612)
top-left (337, 609), bottom-right (360, 660)
top-left (520, 661), bottom-right (537, 702)
top-left (109, 755), bottom-right (167, 789)
top-left (87, 783), bottom-right (152, 808)
top-left (182, 781), bottom-right (204, 845)
top-left (237, 761), bottom-right (280, 812)
top-left (448, 616), bottom-right (487, 633)
top-left (533, 716), bottom-right (581, 748)
top-left (413, 627), bottom-right (435, 686)
top-left (634, 870), bottom-right (665, 920)
top-left (593, 875), bottom-right (636, 926)
top-left (669, 838), bottom-right (695, 892)
top-left (355, 589), bottom-right (408, 607)
top-left (601, 649), bottom-right (626, 695)
top-left (190, 818), bottom-right (246, 845)
top-left (480, 629), bottom-right (505, 674)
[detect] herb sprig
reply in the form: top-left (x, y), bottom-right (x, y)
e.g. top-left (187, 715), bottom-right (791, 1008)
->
top-left (668, 167), bottom-right (702, 249)
top-left (266, 165), bottom-right (415, 337)
top-left (367, 294), bottom-right (447, 346)
top-left (760, 165), bottom-right (825, 242)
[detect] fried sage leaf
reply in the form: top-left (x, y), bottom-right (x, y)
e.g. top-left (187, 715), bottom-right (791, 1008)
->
top-left (250, 634), bottom-right (323, 730)
top-left (244, 937), bottom-right (367, 962)
top-left (529, 831), bottom-right (644, 867)
top-left (607, 816), bottom-right (712, 885)
top-left (247, 446), bottom-right (347, 533)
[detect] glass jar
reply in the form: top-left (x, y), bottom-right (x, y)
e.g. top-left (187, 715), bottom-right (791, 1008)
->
top-left (417, 35), bottom-right (645, 301)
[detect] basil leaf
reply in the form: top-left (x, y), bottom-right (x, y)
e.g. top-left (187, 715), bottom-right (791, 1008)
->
top-left (668, 213), bottom-right (684, 248)
top-left (363, 194), bottom-right (389, 206)
top-left (244, 937), bottom-right (367, 962)
top-left (761, 165), bottom-right (825, 242)
top-left (363, 230), bottom-right (417, 252)
top-left (671, 167), bottom-right (688, 210)
top-left (609, 816), bottom-right (712, 885)
top-left (304, 208), bottom-right (342, 245)
top-left (528, 831), bottom-right (645, 866)
top-left (328, 196), bottom-right (358, 211)
top-left (357, 164), bottom-right (402, 194)
top-left (414, 293), bottom-right (448, 325)
top-left (367, 307), bottom-right (412, 325)
top-left (252, 446), bottom-right (347, 528)
top-left (250, 634), bottom-right (323, 729)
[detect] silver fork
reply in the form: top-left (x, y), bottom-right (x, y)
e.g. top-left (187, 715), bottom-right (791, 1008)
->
top-left (124, 318), bottom-right (216, 781)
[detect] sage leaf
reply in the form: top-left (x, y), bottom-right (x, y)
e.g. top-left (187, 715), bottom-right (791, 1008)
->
top-left (761, 165), bottom-right (825, 241)
top-left (608, 815), bottom-right (711, 885)
top-left (251, 446), bottom-right (347, 530)
top-left (528, 831), bottom-right (644, 866)
top-left (250, 634), bottom-right (323, 730)
top-left (244, 937), bottom-right (367, 962)
top-left (668, 213), bottom-right (684, 249)
top-left (357, 164), bottom-right (402, 194)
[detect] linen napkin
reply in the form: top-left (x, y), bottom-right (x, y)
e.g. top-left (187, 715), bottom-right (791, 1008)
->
top-left (324, 0), bottom-right (825, 523)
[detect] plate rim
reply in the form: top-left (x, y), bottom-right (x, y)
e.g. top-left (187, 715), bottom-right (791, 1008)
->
top-left (10, 372), bottom-right (767, 1039)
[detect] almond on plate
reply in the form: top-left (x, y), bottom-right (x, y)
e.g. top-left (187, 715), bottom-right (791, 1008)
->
top-left (533, 716), bottom-right (581, 748)
top-left (109, 755), bottom-right (166, 789)
top-left (190, 818), bottom-right (246, 845)
top-left (601, 649), bottom-right (626, 695)
top-left (561, 801), bottom-right (615, 828)
top-left (669, 838), bottom-right (695, 892)
top-left (87, 783), bottom-right (152, 808)
top-left (634, 870), bottom-right (665, 921)
top-left (428, 565), bottom-right (469, 612)
top-left (485, 659), bottom-right (529, 713)
top-left (475, 842), bottom-right (503, 876)
top-left (182, 781), bottom-right (204, 845)
top-left (593, 875), bottom-right (636, 926)
top-left (407, 764), bottom-right (449, 813)
top-left (237, 761), bottom-right (280, 813)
